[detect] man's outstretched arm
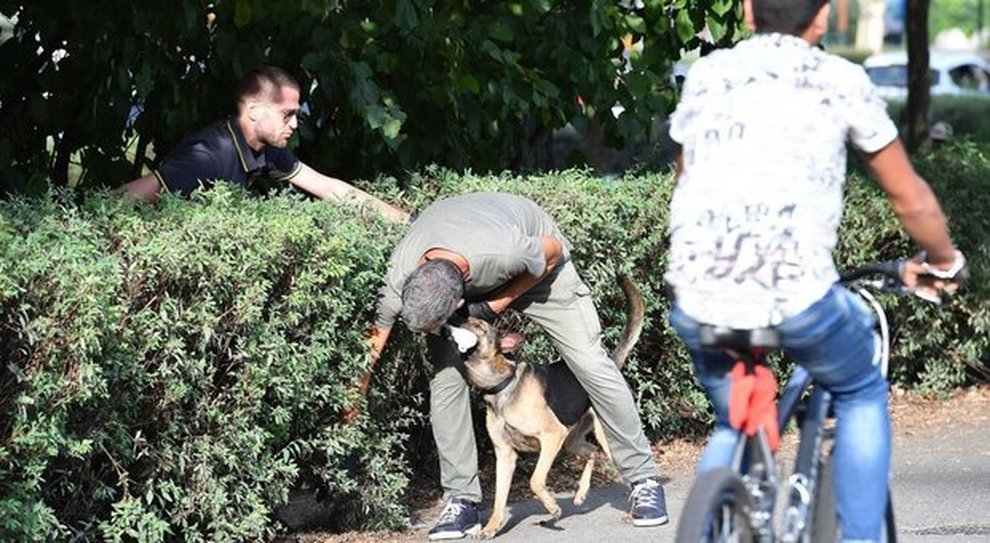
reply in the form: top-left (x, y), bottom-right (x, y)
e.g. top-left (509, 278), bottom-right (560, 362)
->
top-left (120, 173), bottom-right (164, 203)
top-left (289, 163), bottom-right (411, 223)
top-left (340, 325), bottom-right (391, 424)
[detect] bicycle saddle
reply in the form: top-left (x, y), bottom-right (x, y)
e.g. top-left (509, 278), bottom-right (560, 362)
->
top-left (697, 325), bottom-right (781, 350)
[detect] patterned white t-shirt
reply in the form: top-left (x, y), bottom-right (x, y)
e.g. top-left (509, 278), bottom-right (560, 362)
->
top-left (666, 33), bottom-right (898, 328)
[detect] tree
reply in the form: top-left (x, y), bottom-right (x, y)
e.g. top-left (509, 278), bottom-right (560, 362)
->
top-left (0, 1), bottom-right (744, 196)
top-left (905, 0), bottom-right (931, 152)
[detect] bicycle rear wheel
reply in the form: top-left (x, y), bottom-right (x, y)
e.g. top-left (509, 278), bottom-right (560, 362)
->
top-left (676, 468), bottom-right (756, 543)
top-left (811, 457), bottom-right (897, 542)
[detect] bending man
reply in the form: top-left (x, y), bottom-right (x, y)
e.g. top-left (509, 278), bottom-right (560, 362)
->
top-left (356, 192), bottom-right (668, 540)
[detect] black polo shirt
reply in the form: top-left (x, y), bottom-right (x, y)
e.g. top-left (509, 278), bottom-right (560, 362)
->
top-left (153, 118), bottom-right (302, 196)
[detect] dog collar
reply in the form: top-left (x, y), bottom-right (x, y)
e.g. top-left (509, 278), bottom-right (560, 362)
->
top-left (480, 363), bottom-right (517, 395)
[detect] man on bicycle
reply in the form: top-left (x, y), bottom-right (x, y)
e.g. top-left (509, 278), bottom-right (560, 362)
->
top-left (665, 0), bottom-right (966, 541)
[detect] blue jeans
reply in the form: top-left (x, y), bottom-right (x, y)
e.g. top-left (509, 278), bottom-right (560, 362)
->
top-left (670, 285), bottom-right (890, 543)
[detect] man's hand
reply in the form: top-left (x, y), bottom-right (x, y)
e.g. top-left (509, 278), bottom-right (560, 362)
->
top-left (341, 326), bottom-right (391, 425)
top-left (465, 301), bottom-right (499, 323)
top-left (902, 250), bottom-right (967, 303)
top-left (340, 404), bottom-right (362, 425)
top-left (119, 173), bottom-right (163, 203)
top-left (340, 367), bottom-right (374, 424)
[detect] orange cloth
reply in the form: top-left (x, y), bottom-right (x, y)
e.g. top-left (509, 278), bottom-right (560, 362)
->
top-left (728, 360), bottom-right (781, 451)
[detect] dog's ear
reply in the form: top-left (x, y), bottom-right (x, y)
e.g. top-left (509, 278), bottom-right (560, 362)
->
top-left (497, 332), bottom-right (524, 355)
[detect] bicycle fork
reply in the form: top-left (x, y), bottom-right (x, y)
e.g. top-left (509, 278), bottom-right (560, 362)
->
top-left (733, 431), bottom-right (778, 542)
top-left (780, 384), bottom-right (833, 542)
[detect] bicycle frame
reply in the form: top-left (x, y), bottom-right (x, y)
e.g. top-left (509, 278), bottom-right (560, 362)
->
top-left (676, 261), bottom-right (908, 543)
top-left (720, 281), bottom-right (893, 542)
top-left (727, 360), bottom-right (833, 542)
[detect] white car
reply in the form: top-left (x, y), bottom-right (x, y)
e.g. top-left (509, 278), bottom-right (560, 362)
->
top-left (862, 50), bottom-right (990, 99)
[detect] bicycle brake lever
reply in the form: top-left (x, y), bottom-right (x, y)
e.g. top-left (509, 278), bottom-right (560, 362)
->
top-left (911, 286), bottom-right (943, 306)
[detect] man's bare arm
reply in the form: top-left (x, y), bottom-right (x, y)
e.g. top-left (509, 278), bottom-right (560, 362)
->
top-left (341, 325), bottom-right (391, 424)
top-left (289, 163), bottom-right (410, 223)
top-left (863, 139), bottom-right (956, 267)
top-left (120, 173), bottom-right (163, 203)
top-left (485, 237), bottom-right (564, 314)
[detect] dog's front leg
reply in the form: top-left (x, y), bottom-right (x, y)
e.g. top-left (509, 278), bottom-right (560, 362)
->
top-left (531, 427), bottom-right (568, 520)
top-left (480, 416), bottom-right (517, 539)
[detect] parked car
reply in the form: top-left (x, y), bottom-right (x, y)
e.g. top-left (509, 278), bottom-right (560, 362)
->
top-left (863, 50), bottom-right (990, 99)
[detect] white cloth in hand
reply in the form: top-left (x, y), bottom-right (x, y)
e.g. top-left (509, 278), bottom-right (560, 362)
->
top-left (447, 326), bottom-right (478, 353)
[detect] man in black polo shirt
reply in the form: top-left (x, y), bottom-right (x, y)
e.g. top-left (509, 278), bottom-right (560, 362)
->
top-left (121, 65), bottom-right (408, 222)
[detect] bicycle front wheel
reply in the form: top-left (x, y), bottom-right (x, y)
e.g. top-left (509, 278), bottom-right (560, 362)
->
top-left (676, 467), bottom-right (756, 543)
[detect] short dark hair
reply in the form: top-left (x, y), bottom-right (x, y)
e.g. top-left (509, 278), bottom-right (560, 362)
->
top-left (400, 260), bottom-right (464, 332)
top-left (233, 65), bottom-right (300, 110)
top-left (752, 0), bottom-right (830, 36)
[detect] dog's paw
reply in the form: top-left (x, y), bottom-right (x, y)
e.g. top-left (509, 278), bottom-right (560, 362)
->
top-left (546, 503), bottom-right (562, 519)
top-left (477, 527), bottom-right (499, 539)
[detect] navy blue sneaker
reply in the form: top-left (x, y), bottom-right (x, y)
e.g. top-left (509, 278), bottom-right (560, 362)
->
top-left (427, 497), bottom-right (481, 540)
top-left (629, 476), bottom-right (670, 527)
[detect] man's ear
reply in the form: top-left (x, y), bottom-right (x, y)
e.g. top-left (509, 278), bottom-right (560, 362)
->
top-left (743, 0), bottom-right (755, 32)
top-left (497, 332), bottom-right (524, 355)
top-left (808, 2), bottom-right (831, 42)
top-left (247, 101), bottom-right (260, 121)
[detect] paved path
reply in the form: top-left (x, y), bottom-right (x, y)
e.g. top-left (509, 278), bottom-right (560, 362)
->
top-left (301, 389), bottom-right (989, 542)
top-left (426, 415), bottom-right (990, 543)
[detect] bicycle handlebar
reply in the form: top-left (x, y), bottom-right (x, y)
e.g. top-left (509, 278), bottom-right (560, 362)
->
top-left (838, 259), bottom-right (911, 297)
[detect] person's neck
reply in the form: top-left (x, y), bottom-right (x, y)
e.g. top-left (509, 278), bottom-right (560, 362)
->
top-left (753, 30), bottom-right (820, 47)
top-left (236, 114), bottom-right (265, 152)
top-left (420, 248), bottom-right (471, 280)
top-left (799, 29), bottom-right (822, 46)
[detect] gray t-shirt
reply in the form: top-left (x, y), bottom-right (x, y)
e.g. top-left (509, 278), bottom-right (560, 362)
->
top-left (375, 192), bottom-right (571, 330)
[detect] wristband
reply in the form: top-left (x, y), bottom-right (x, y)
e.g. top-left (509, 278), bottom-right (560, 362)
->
top-left (919, 250), bottom-right (966, 280)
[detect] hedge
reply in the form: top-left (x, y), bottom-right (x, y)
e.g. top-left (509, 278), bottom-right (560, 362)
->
top-left (1, 140), bottom-right (987, 540)
top-left (886, 96), bottom-right (990, 152)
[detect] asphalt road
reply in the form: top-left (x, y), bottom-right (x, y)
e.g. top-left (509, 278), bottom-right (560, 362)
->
top-left (445, 414), bottom-right (990, 543)
top-left (298, 389), bottom-right (988, 543)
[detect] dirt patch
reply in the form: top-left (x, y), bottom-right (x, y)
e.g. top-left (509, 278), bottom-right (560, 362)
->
top-left (286, 385), bottom-right (989, 543)
top-left (888, 384), bottom-right (990, 436)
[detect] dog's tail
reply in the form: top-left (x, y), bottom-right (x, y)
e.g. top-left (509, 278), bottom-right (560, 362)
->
top-left (609, 273), bottom-right (645, 370)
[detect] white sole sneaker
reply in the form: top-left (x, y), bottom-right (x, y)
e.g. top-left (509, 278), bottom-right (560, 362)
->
top-left (632, 514), bottom-right (670, 527)
top-left (427, 523), bottom-right (482, 540)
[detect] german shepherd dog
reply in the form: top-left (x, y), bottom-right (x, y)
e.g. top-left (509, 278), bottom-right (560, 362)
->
top-left (447, 275), bottom-right (644, 538)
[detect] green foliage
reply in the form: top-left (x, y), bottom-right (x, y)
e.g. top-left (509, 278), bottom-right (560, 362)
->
top-left (2, 142), bottom-right (987, 539)
top-left (840, 140), bottom-right (989, 391)
top-left (0, 187), bottom-right (413, 540)
top-left (0, 1), bottom-right (744, 194)
top-left (886, 97), bottom-right (990, 153)
top-left (930, 0), bottom-right (987, 45)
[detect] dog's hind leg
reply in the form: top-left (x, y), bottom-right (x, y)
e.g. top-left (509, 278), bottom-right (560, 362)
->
top-left (591, 412), bottom-right (614, 464)
top-left (531, 425), bottom-right (568, 520)
top-left (573, 452), bottom-right (596, 506)
top-left (565, 411), bottom-right (598, 506)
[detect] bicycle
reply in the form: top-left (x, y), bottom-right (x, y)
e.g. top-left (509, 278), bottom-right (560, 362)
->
top-left (675, 260), bottom-right (919, 543)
